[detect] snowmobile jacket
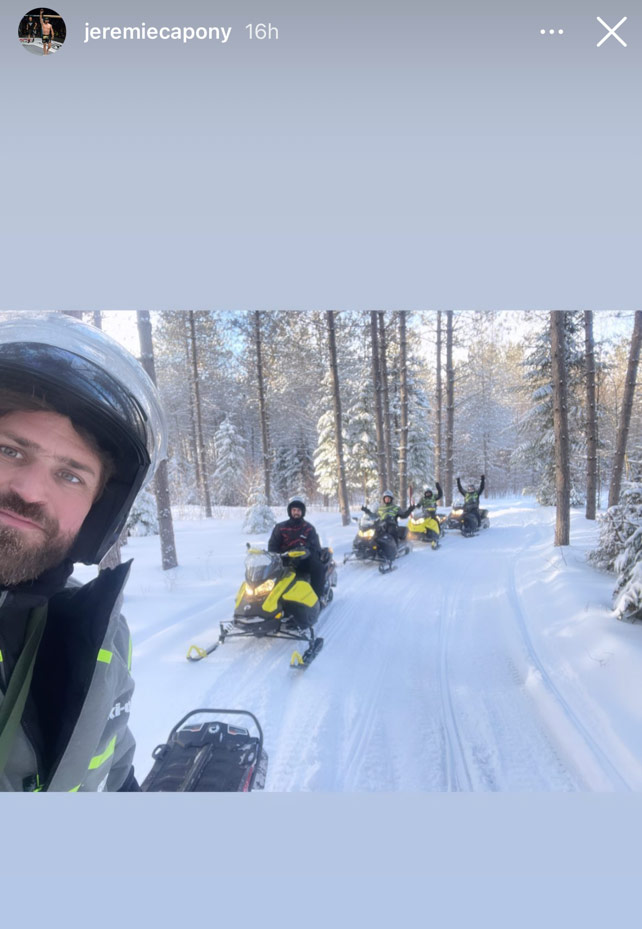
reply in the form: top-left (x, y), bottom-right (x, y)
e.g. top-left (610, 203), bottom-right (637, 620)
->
top-left (363, 503), bottom-right (415, 521)
top-left (457, 476), bottom-right (485, 505)
top-left (0, 559), bottom-right (137, 792)
top-left (268, 518), bottom-right (321, 555)
top-left (419, 483), bottom-right (443, 510)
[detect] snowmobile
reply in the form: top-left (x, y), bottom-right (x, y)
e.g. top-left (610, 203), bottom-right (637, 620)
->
top-left (141, 709), bottom-right (267, 792)
top-left (343, 513), bottom-right (411, 573)
top-left (406, 506), bottom-right (445, 549)
top-left (446, 500), bottom-right (490, 537)
top-left (186, 545), bottom-right (337, 668)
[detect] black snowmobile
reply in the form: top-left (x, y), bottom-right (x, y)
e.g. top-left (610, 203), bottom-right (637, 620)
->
top-left (187, 545), bottom-right (337, 667)
top-left (141, 709), bottom-right (267, 792)
top-left (446, 500), bottom-right (490, 537)
top-left (343, 513), bottom-right (411, 573)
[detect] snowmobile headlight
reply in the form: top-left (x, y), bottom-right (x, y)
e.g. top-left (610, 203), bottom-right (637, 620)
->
top-left (246, 579), bottom-right (276, 598)
top-left (452, 508), bottom-right (463, 516)
top-left (358, 529), bottom-right (375, 539)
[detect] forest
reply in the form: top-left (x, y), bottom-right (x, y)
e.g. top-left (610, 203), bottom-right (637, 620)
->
top-left (107, 310), bottom-right (640, 511)
top-left (3, 309), bottom-right (641, 617)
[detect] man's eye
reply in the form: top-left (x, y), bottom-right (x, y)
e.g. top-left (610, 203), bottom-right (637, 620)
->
top-left (59, 471), bottom-right (82, 485)
top-left (0, 445), bottom-right (21, 459)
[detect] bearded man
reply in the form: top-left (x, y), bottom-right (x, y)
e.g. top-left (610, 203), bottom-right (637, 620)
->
top-left (0, 314), bottom-right (166, 791)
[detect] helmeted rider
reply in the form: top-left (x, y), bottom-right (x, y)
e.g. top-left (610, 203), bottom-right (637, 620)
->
top-left (418, 482), bottom-right (443, 515)
top-left (268, 496), bottom-right (327, 601)
top-left (0, 313), bottom-right (166, 792)
top-left (456, 475), bottom-right (485, 528)
top-left (362, 489), bottom-right (415, 542)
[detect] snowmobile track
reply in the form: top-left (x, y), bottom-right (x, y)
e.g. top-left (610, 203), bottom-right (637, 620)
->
top-left (507, 551), bottom-right (631, 791)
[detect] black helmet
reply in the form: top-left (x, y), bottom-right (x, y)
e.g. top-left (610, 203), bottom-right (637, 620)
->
top-left (0, 314), bottom-right (166, 564)
top-left (287, 495), bottom-right (306, 518)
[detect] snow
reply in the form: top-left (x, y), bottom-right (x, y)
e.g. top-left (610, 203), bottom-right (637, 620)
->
top-left (74, 497), bottom-right (642, 791)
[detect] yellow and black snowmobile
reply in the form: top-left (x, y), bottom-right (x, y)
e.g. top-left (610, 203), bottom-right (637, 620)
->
top-left (406, 506), bottom-right (444, 549)
top-left (187, 545), bottom-right (337, 667)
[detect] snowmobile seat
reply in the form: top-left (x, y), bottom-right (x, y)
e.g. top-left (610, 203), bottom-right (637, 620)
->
top-left (141, 716), bottom-right (266, 792)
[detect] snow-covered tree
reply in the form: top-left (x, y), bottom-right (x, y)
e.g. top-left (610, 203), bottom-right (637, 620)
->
top-left (512, 312), bottom-right (587, 505)
top-left (273, 430), bottom-right (316, 503)
top-left (212, 417), bottom-right (247, 505)
top-left (344, 388), bottom-right (379, 500)
top-left (406, 376), bottom-right (434, 495)
top-left (314, 409), bottom-right (338, 499)
top-left (243, 487), bottom-right (277, 534)
top-left (610, 473), bottom-right (642, 621)
top-left (588, 480), bottom-right (642, 572)
top-left (127, 489), bottom-right (159, 537)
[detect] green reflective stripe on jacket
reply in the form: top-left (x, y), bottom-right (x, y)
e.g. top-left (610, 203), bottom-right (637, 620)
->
top-left (69, 785), bottom-right (81, 792)
top-left (0, 650), bottom-right (3, 662)
top-left (97, 649), bottom-right (113, 664)
top-left (377, 504), bottom-right (399, 519)
top-left (88, 735), bottom-right (117, 770)
top-left (465, 493), bottom-right (479, 504)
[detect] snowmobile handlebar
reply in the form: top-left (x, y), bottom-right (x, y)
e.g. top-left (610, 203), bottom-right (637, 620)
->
top-left (281, 547), bottom-right (311, 564)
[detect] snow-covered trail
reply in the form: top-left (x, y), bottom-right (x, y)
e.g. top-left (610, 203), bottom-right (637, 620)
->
top-left (106, 499), bottom-right (642, 792)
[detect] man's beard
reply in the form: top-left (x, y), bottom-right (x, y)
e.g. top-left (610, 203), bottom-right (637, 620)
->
top-left (0, 490), bottom-right (76, 587)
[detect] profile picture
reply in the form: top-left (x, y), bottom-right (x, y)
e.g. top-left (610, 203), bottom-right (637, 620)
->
top-left (18, 7), bottom-right (66, 56)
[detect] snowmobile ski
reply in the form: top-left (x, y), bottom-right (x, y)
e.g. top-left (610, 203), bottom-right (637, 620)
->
top-left (186, 640), bottom-right (221, 661)
top-left (290, 634), bottom-right (324, 668)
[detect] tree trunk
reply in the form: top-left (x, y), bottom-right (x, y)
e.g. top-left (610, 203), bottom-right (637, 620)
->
top-left (253, 312), bottom-right (272, 505)
top-left (378, 312), bottom-right (394, 490)
top-left (99, 526), bottom-right (128, 571)
top-left (551, 312), bottom-right (571, 546)
top-left (137, 311), bottom-right (178, 569)
top-left (608, 311), bottom-right (642, 507)
top-left (583, 311), bottom-right (599, 520)
top-left (398, 311), bottom-right (409, 507)
top-left (435, 311), bottom-right (443, 485)
top-left (370, 311), bottom-right (387, 492)
top-left (326, 312), bottom-right (351, 525)
top-left (445, 311), bottom-right (455, 507)
top-left (188, 311), bottom-right (212, 517)
top-left (92, 311), bottom-right (102, 329)
top-left (183, 314), bottom-right (202, 497)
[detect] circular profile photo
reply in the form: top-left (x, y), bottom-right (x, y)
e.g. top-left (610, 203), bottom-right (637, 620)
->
top-left (18, 8), bottom-right (66, 56)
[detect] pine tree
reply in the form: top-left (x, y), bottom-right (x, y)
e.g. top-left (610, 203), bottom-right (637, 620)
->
top-left (243, 487), bottom-right (277, 534)
top-left (314, 408), bottom-right (339, 498)
top-left (344, 387), bottom-right (379, 500)
top-left (589, 481), bottom-right (642, 573)
top-left (406, 379), bottom-right (434, 495)
top-left (127, 489), bottom-right (159, 537)
top-left (612, 473), bottom-right (642, 621)
top-left (212, 417), bottom-right (247, 505)
top-left (513, 312), bottom-right (586, 505)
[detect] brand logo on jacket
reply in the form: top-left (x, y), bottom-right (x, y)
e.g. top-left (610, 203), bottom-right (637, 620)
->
top-left (109, 700), bottom-right (132, 720)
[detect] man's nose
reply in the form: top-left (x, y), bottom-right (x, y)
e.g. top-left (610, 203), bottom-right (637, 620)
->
top-left (6, 462), bottom-right (49, 504)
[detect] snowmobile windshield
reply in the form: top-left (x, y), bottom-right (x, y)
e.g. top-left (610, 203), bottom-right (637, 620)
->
top-left (358, 514), bottom-right (377, 529)
top-left (245, 550), bottom-right (282, 584)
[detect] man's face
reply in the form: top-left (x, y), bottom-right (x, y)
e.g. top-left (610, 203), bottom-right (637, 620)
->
top-left (0, 410), bottom-right (103, 586)
top-left (383, 496), bottom-right (392, 505)
top-left (290, 506), bottom-right (303, 519)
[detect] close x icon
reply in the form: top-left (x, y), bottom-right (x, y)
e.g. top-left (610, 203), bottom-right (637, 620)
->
top-left (596, 16), bottom-right (628, 47)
